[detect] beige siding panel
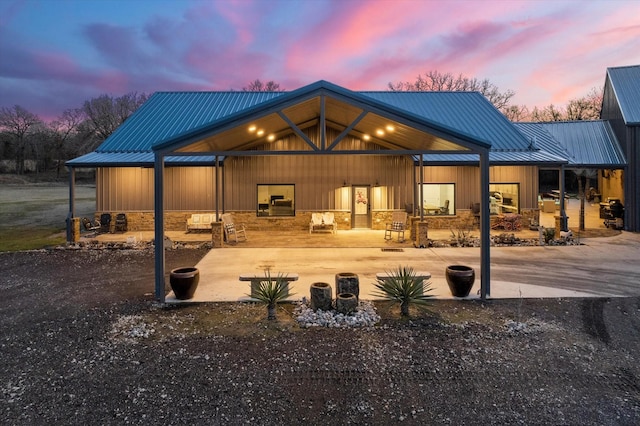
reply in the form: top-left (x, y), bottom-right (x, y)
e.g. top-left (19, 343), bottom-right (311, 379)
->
top-left (419, 165), bottom-right (539, 211)
top-left (97, 166), bottom-right (217, 212)
top-left (225, 153), bottom-right (413, 211)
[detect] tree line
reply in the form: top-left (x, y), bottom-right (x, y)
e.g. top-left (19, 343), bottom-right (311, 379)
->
top-left (0, 75), bottom-right (601, 176)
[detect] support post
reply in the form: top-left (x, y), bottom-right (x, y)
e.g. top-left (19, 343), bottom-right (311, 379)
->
top-left (559, 165), bottom-right (568, 231)
top-left (154, 153), bottom-right (166, 303)
top-left (479, 150), bottom-right (491, 299)
top-left (419, 156), bottom-right (424, 221)
top-left (66, 167), bottom-right (76, 242)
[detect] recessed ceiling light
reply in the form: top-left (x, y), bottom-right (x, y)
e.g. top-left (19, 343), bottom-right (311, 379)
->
top-left (363, 134), bottom-right (371, 141)
top-left (267, 134), bottom-right (275, 141)
top-left (257, 129), bottom-right (264, 136)
top-left (386, 125), bottom-right (395, 132)
top-left (376, 129), bottom-right (385, 136)
top-left (248, 125), bottom-right (256, 132)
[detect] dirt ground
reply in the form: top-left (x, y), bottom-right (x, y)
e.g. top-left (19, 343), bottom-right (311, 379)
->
top-left (1, 246), bottom-right (639, 425)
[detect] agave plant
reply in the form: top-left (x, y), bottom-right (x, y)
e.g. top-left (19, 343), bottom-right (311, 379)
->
top-left (372, 266), bottom-right (434, 317)
top-left (250, 271), bottom-right (293, 320)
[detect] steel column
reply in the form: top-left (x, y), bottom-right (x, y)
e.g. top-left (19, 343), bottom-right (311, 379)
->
top-left (480, 150), bottom-right (491, 299)
top-left (154, 153), bottom-right (166, 302)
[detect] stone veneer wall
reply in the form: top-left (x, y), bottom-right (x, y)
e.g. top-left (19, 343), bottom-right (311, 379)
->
top-left (94, 208), bottom-right (541, 233)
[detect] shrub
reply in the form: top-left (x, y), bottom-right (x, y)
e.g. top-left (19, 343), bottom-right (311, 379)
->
top-left (372, 266), bottom-right (434, 317)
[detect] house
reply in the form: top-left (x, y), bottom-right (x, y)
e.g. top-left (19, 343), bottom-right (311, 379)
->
top-left (601, 65), bottom-right (640, 232)
top-left (66, 72), bottom-right (631, 301)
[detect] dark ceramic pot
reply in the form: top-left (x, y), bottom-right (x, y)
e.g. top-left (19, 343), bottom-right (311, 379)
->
top-left (445, 265), bottom-right (475, 297)
top-left (170, 267), bottom-right (200, 300)
top-left (335, 272), bottom-right (359, 300)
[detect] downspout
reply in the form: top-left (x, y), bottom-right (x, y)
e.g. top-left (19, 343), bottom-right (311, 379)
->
top-left (480, 149), bottom-right (491, 299)
top-left (154, 153), bottom-right (166, 303)
top-left (66, 166), bottom-right (76, 242)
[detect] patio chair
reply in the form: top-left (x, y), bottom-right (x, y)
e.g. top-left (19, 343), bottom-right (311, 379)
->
top-left (114, 213), bottom-right (127, 232)
top-left (384, 211), bottom-right (408, 242)
top-left (322, 212), bottom-right (337, 234)
top-left (221, 213), bottom-right (247, 243)
top-left (99, 213), bottom-right (112, 234)
top-left (81, 217), bottom-right (100, 235)
top-left (309, 212), bottom-right (324, 233)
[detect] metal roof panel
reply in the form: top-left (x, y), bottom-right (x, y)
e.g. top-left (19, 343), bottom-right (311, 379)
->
top-left (606, 65), bottom-right (640, 125)
top-left (515, 121), bottom-right (626, 167)
top-left (361, 91), bottom-right (531, 151)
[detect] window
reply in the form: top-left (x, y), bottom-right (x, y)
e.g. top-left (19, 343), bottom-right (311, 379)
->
top-left (419, 183), bottom-right (455, 215)
top-left (257, 184), bottom-right (295, 216)
top-left (489, 183), bottom-right (519, 214)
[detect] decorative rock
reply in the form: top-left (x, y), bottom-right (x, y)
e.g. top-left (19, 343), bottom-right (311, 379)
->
top-left (310, 282), bottom-right (332, 311)
top-left (336, 293), bottom-right (357, 314)
top-left (335, 272), bottom-right (359, 300)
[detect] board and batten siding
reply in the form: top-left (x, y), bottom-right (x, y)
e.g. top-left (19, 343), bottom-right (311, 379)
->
top-left (96, 166), bottom-right (216, 211)
top-left (223, 153), bottom-right (414, 211)
top-left (420, 165), bottom-right (539, 210)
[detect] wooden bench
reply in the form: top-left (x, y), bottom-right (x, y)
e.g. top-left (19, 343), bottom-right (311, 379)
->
top-left (376, 271), bottom-right (431, 294)
top-left (239, 273), bottom-right (299, 298)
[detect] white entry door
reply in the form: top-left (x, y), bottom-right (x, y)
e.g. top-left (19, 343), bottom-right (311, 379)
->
top-left (351, 186), bottom-right (371, 229)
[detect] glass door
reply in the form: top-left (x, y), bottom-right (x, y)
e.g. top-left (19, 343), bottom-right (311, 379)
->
top-left (351, 186), bottom-right (371, 228)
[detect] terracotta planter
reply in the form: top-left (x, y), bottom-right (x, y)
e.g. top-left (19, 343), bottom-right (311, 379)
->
top-left (170, 267), bottom-right (200, 300)
top-left (445, 265), bottom-right (475, 297)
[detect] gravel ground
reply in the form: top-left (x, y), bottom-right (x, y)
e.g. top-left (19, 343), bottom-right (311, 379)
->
top-left (1, 246), bottom-right (640, 425)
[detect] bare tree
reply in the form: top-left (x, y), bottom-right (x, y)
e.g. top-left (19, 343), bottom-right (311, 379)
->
top-left (48, 108), bottom-right (86, 177)
top-left (565, 87), bottom-right (602, 121)
top-left (83, 92), bottom-right (148, 146)
top-left (388, 70), bottom-right (515, 113)
top-left (242, 79), bottom-right (284, 92)
top-left (503, 104), bottom-right (531, 122)
top-left (0, 105), bottom-right (43, 174)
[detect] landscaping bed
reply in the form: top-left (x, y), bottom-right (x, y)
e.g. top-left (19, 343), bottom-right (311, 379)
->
top-left (1, 247), bottom-right (639, 424)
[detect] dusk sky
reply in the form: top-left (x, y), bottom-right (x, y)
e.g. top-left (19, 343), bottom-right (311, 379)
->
top-left (1, 0), bottom-right (639, 120)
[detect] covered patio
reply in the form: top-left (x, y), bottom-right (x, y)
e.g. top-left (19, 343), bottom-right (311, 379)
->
top-left (84, 199), bottom-right (619, 302)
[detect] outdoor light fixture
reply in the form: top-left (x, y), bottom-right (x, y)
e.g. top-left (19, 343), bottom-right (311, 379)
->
top-left (248, 125), bottom-right (256, 132)
top-left (267, 134), bottom-right (275, 141)
top-left (363, 134), bottom-right (371, 141)
top-left (386, 124), bottom-right (395, 132)
top-left (257, 129), bottom-right (264, 136)
top-left (376, 129), bottom-right (385, 136)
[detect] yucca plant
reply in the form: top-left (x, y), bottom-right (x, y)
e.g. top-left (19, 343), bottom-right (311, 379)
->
top-left (250, 271), bottom-right (293, 320)
top-left (372, 266), bottom-right (434, 317)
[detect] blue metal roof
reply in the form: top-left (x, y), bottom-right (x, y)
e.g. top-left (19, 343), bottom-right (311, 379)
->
top-left (97, 91), bottom-right (285, 152)
top-left (361, 91), bottom-right (531, 151)
top-left (515, 121), bottom-right (626, 168)
top-left (95, 82), bottom-right (528, 155)
top-left (607, 65), bottom-right (640, 125)
top-left (66, 152), bottom-right (219, 167)
top-left (418, 150), bottom-right (567, 166)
